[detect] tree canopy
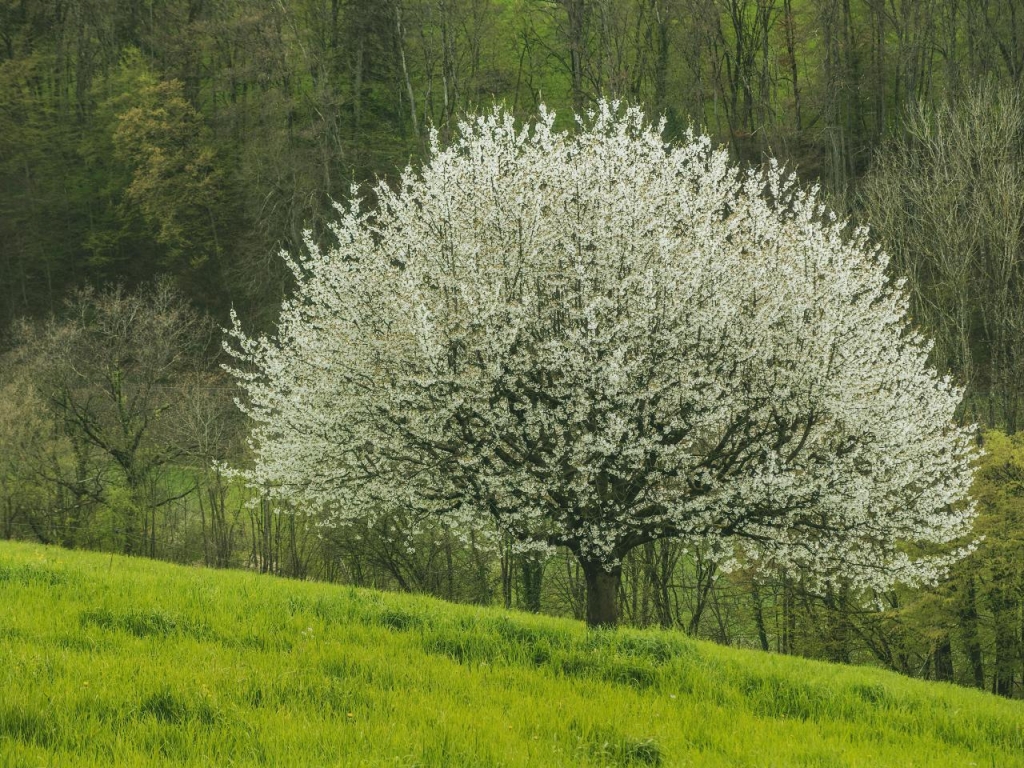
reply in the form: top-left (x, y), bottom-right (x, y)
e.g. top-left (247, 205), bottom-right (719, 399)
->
top-left (228, 104), bottom-right (976, 626)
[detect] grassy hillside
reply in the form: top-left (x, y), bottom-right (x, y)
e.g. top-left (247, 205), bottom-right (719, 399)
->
top-left (0, 541), bottom-right (1021, 767)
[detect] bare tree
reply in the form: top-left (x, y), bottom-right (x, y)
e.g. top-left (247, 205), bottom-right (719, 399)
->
top-left (21, 281), bottom-right (213, 555)
top-left (863, 85), bottom-right (1024, 430)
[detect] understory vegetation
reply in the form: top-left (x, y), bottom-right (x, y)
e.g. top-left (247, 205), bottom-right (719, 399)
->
top-left (1, 540), bottom-right (1022, 767)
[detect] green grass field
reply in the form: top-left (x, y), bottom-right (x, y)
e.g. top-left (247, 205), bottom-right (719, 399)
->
top-left (1, 541), bottom-right (1021, 767)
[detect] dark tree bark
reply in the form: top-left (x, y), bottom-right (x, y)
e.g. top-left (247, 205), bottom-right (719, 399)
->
top-left (687, 555), bottom-right (718, 636)
top-left (932, 633), bottom-right (954, 682)
top-left (782, 0), bottom-right (802, 131)
top-left (583, 560), bottom-right (622, 628)
top-left (988, 574), bottom-right (1017, 697)
top-left (822, 587), bottom-right (852, 664)
top-left (644, 541), bottom-right (675, 629)
top-left (751, 580), bottom-right (771, 652)
top-left (520, 553), bottom-right (545, 613)
top-left (562, 0), bottom-right (588, 109)
top-left (959, 573), bottom-right (987, 689)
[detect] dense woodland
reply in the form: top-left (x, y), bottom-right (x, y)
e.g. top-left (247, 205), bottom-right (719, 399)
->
top-left (1, 0), bottom-right (1024, 697)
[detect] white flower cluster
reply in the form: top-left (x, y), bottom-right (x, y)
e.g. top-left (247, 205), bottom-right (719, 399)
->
top-left (226, 102), bottom-right (976, 590)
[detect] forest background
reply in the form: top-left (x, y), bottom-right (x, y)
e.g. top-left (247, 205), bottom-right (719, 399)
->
top-left (2, 0), bottom-right (1024, 699)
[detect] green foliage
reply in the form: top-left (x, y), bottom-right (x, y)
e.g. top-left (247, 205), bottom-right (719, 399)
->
top-left (962, 430), bottom-right (1024, 695)
top-left (1, 540), bottom-right (1022, 767)
top-left (113, 78), bottom-right (224, 274)
top-left (973, 431), bottom-right (1024, 544)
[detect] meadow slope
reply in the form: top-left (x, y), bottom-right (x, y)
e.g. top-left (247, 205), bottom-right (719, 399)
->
top-left (0, 540), bottom-right (1021, 767)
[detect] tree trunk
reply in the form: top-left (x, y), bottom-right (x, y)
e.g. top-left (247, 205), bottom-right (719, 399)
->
top-left (822, 586), bottom-right (851, 664)
top-left (562, 0), bottom-right (587, 110)
top-left (644, 541), bottom-right (674, 629)
top-left (582, 560), bottom-right (621, 628)
top-left (687, 557), bottom-right (717, 636)
top-left (500, 538), bottom-right (513, 609)
top-left (989, 575), bottom-right (1017, 697)
top-left (123, 482), bottom-right (142, 557)
top-left (959, 573), bottom-right (986, 689)
top-left (781, 575), bottom-right (795, 654)
top-left (392, 1), bottom-right (419, 138)
top-left (520, 553), bottom-right (544, 613)
top-left (783, 0), bottom-right (802, 131)
top-left (751, 581), bottom-right (770, 652)
top-left (932, 633), bottom-right (954, 682)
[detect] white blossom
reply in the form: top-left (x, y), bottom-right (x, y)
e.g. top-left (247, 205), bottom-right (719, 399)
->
top-left (226, 102), bottom-right (976, 596)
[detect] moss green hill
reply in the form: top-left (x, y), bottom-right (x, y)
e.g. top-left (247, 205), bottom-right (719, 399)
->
top-left (0, 540), bottom-right (1021, 767)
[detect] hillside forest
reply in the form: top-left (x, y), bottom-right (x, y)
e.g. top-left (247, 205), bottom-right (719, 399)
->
top-left (2, 0), bottom-right (1024, 698)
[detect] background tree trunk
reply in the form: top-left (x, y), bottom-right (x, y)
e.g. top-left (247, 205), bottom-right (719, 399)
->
top-left (932, 634), bottom-right (954, 682)
top-left (520, 553), bottom-right (544, 613)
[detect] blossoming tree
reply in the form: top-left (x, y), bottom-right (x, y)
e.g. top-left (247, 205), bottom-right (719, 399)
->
top-left (227, 104), bottom-right (976, 627)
